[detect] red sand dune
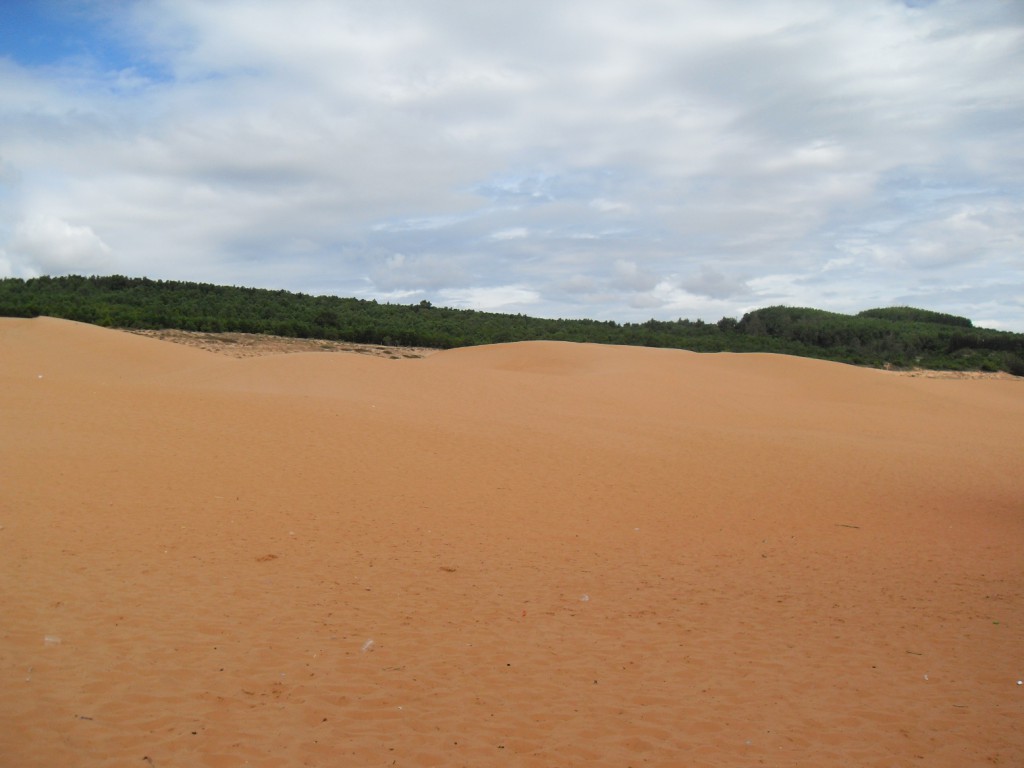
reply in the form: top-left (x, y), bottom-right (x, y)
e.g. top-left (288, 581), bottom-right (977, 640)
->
top-left (2, 316), bottom-right (1022, 767)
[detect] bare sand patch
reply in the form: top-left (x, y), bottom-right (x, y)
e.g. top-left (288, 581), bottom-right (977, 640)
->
top-left (2, 317), bottom-right (1022, 767)
top-left (124, 328), bottom-right (436, 359)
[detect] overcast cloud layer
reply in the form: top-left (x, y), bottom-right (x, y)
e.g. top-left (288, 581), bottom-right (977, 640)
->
top-left (1, 0), bottom-right (1022, 329)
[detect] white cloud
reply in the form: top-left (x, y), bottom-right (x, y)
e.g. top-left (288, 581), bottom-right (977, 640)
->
top-left (439, 285), bottom-right (541, 312)
top-left (0, 0), bottom-right (1022, 329)
top-left (369, 252), bottom-right (470, 293)
top-left (590, 198), bottom-right (630, 214)
top-left (489, 227), bottom-right (529, 241)
top-left (612, 259), bottom-right (660, 292)
top-left (8, 215), bottom-right (113, 274)
top-left (680, 267), bottom-right (750, 300)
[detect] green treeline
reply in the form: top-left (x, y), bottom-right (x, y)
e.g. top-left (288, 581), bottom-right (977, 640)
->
top-left (1, 274), bottom-right (1022, 374)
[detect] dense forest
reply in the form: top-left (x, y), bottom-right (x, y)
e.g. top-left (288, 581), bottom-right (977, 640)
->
top-left (2, 275), bottom-right (1022, 374)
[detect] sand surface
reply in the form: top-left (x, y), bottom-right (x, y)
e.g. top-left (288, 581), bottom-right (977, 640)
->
top-left (2, 316), bottom-right (1022, 767)
top-left (122, 329), bottom-right (436, 360)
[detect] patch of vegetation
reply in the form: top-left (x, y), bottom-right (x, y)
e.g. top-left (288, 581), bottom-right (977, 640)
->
top-left (1, 275), bottom-right (1022, 374)
top-left (736, 305), bottom-right (1023, 372)
top-left (856, 306), bottom-right (974, 328)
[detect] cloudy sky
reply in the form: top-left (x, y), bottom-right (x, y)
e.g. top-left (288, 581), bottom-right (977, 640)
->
top-left (1, 1), bottom-right (1022, 329)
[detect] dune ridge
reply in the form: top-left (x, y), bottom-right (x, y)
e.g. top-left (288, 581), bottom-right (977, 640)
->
top-left (2, 317), bottom-right (1022, 767)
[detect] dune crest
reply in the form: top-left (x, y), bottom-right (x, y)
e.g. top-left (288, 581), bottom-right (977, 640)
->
top-left (2, 317), bottom-right (1023, 767)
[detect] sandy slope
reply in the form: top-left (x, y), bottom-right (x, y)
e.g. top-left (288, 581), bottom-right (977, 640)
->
top-left (123, 328), bottom-right (436, 360)
top-left (2, 316), bottom-right (1022, 768)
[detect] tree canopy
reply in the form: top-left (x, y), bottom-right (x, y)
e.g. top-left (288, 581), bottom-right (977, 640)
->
top-left (1, 275), bottom-right (1021, 375)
